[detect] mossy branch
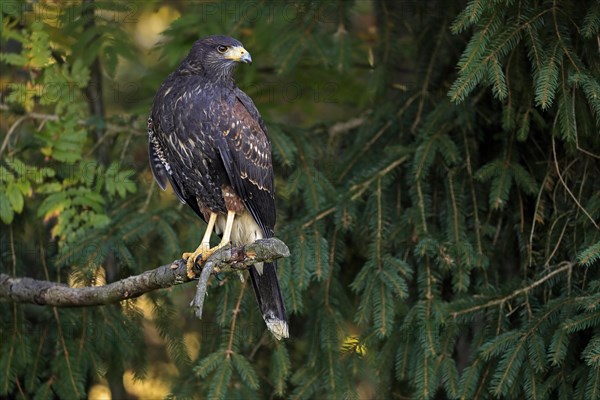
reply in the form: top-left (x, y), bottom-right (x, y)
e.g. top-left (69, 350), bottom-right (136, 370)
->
top-left (0, 238), bottom-right (290, 308)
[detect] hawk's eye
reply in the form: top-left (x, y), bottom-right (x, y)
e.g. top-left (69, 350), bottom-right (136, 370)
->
top-left (217, 45), bottom-right (228, 53)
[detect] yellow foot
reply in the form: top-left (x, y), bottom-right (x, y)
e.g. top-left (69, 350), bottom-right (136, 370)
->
top-left (182, 242), bottom-right (229, 279)
top-left (182, 243), bottom-right (210, 279)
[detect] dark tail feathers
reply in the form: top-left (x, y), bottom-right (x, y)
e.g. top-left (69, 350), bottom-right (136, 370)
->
top-left (248, 262), bottom-right (288, 340)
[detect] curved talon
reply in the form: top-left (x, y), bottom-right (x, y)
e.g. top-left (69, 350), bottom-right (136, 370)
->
top-left (182, 241), bottom-right (231, 279)
top-left (185, 256), bottom-right (197, 279)
top-left (183, 211), bottom-right (235, 279)
top-left (182, 245), bottom-right (210, 279)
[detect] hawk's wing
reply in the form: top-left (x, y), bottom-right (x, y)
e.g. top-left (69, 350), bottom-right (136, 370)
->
top-left (217, 91), bottom-right (286, 337)
top-left (148, 118), bottom-right (205, 220)
top-left (217, 90), bottom-right (275, 236)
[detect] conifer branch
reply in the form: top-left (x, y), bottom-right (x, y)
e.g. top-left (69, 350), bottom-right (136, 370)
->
top-left (451, 261), bottom-right (575, 318)
top-left (552, 137), bottom-right (600, 229)
top-left (225, 281), bottom-right (247, 359)
top-left (0, 103), bottom-right (141, 157)
top-left (0, 238), bottom-right (290, 307)
top-left (189, 238), bottom-right (290, 319)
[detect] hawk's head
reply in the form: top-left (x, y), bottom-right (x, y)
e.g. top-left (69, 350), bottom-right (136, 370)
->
top-left (180, 35), bottom-right (252, 78)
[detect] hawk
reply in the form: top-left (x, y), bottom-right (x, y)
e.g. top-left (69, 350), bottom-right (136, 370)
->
top-left (148, 35), bottom-right (288, 340)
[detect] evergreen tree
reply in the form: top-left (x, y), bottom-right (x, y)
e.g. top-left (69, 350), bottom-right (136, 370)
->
top-left (1, 0), bottom-right (599, 398)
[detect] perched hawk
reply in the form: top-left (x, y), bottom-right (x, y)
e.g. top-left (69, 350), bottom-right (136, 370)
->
top-left (148, 35), bottom-right (288, 340)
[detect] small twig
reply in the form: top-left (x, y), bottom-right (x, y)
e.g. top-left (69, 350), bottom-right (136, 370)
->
top-left (302, 207), bottom-right (337, 229)
top-left (140, 179), bottom-right (156, 214)
top-left (328, 117), bottom-right (365, 136)
top-left (337, 120), bottom-right (393, 182)
top-left (0, 115), bottom-right (27, 157)
top-left (189, 238), bottom-right (290, 319)
top-left (248, 333), bottom-right (269, 361)
top-left (0, 103), bottom-right (60, 121)
top-left (226, 280), bottom-right (247, 359)
top-left (552, 136), bottom-right (599, 229)
top-left (349, 156), bottom-right (409, 199)
top-left (191, 259), bottom-right (215, 319)
top-left (0, 103), bottom-right (142, 156)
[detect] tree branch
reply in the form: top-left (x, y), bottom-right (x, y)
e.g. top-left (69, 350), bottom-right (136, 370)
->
top-left (450, 261), bottom-right (575, 318)
top-left (0, 238), bottom-right (290, 308)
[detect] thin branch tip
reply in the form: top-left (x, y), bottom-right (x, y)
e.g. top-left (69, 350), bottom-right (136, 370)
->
top-left (189, 237), bottom-right (290, 320)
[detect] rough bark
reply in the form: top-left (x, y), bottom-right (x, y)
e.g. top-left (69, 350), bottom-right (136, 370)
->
top-left (0, 238), bottom-right (289, 307)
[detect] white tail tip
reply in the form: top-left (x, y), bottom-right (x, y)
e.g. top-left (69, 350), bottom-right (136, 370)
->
top-left (266, 318), bottom-right (289, 340)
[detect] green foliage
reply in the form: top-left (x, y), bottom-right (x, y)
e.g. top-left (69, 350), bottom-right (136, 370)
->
top-left (1, 0), bottom-right (599, 399)
top-left (578, 240), bottom-right (600, 267)
top-left (0, 158), bottom-right (55, 224)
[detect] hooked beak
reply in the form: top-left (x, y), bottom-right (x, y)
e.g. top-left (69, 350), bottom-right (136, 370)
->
top-left (225, 46), bottom-right (252, 64)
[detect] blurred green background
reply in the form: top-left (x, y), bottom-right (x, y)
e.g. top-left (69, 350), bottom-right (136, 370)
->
top-left (1, 0), bottom-right (599, 399)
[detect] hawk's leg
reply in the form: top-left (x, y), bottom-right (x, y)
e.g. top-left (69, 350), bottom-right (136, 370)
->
top-left (183, 210), bottom-right (235, 278)
top-left (182, 212), bottom-right (217, 278)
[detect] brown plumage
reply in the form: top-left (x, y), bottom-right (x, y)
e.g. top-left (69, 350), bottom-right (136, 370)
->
top-left (148, 35), bottom-right (288, 339)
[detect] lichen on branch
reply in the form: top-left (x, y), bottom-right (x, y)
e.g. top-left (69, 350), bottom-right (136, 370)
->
top-left (0, 238), bottom-right (290, 308)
